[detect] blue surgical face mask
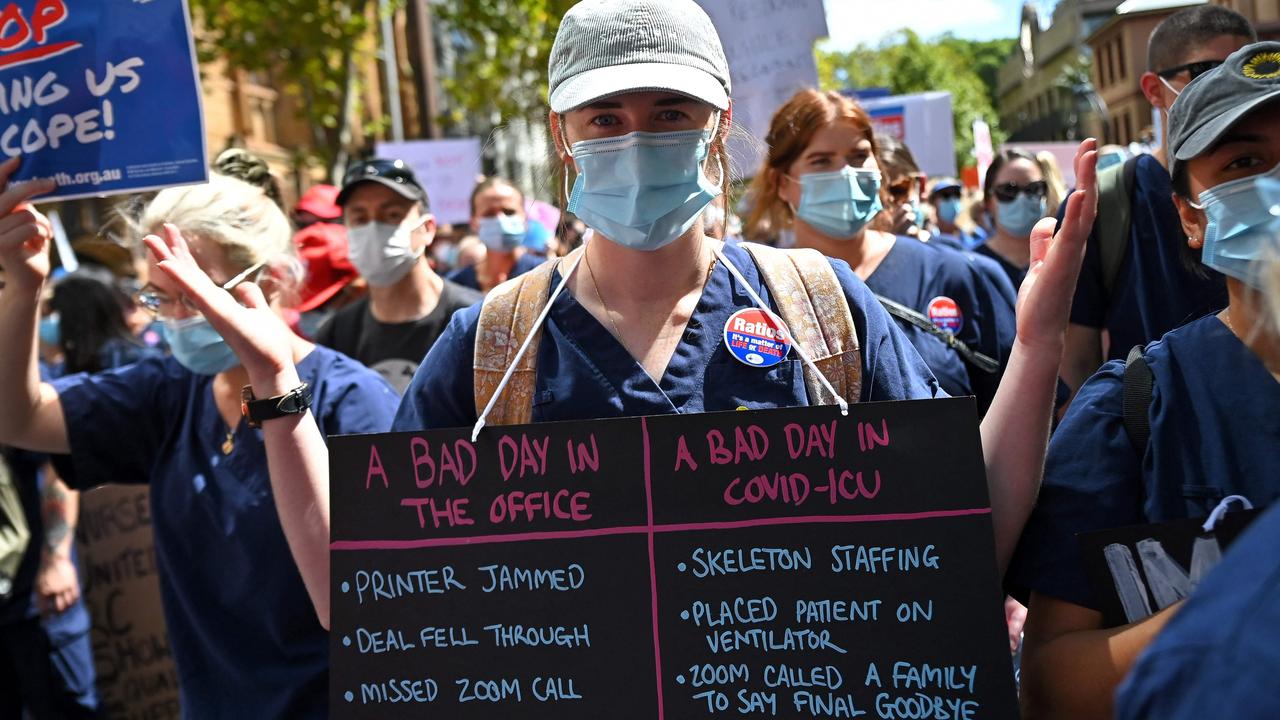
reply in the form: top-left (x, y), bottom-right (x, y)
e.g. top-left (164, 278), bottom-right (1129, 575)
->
top-left (996, 194), bottom-right (1047, 238)
top-left (39, 312), bottom-right (60, 346)
top-left (162, 316), bottom-right (240, 375)
top-left (477, 214), bottom-right (527, 252)
top-left (936, 197), bottom-right (962, 225)
top-left (566, 127), bottom-right (722, 252)
top-left (793, 167), bottom-right (883, 239)
top-left (1191, 166), bottom-right (1280, 289)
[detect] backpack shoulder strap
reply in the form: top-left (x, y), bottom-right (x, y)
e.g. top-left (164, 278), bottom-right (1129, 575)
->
top-left (472, 259), bottom-right (558, 426)
top-left (1121, 344), bottom-right (1154, 454)
top-left (1100, 155), bottom-right (1140, 297)
top-left (740, 243), bottom-right (863, 406)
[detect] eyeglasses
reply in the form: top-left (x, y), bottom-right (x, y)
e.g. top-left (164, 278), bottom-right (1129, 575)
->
top-left (992, 180), bottom-right (1048, 203)
top-left (1156, 60), bottom-right (1223, 81)
top-left (134, 261), bottom-right (266, 320)
top-left (887, 178), bottom-right (917, 200)
top-left (932, 188), bottom-right (963, 201)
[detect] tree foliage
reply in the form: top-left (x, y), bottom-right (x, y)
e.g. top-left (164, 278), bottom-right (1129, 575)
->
top-left (816, 31), bottom-right (1016, 171)
top-left (432, 0), bottom-right (577, 131)
top-left (188, 0), bottom-right (384, 174)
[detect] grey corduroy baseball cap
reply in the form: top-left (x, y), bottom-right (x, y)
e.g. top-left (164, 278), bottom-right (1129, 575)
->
top-left (1170, 42), bottom-right (1280, 182)
top-left (548, 0), bottom-right (731, 114)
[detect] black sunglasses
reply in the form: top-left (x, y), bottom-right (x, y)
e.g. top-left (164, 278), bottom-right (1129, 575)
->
top-left (992, 180), bottom-right (1048, 203)
top-left (1156, 60), bottom-right (1222, 81)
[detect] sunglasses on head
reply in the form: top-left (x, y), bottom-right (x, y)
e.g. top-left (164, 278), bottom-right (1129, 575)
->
top-left (1156, 59), bottom-right (1223, 81)
top-left (342, 159), bottom-right (417, 188)
top-left (992, 180), bottom-right (1047, 203)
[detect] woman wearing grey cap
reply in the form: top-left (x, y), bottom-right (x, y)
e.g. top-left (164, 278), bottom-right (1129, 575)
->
top-left (391, 0), bottom-right (1100, 577)
top-left (1010, 41), bottom-right (1280, 720)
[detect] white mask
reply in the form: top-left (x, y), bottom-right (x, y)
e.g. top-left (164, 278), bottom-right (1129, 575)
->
top-left (347, 216), bottom-right (429, 287)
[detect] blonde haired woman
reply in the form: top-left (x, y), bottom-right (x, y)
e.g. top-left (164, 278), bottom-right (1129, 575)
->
top-left (0, 159), bottom-right (397, 714)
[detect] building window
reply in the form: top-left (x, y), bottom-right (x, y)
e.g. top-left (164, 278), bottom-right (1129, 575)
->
top-left (1118, 35), bottom-right (1127, 81)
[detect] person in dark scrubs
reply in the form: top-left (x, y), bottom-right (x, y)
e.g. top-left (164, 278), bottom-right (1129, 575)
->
top-left (1010, 43), bottom-right (1280, 719)
top-left (0, 165), bottom-right (400, 716)
top-left (975, 148), bottom-right (1046, 291)
top-left (390, 0), bottom-right (1099, 574)
top-left (1059, 6), bottom-right (1254, 397)
top-left (447, 177), bottom-right (544, 293)
top-left (745, 88), bottom-right (1018, 416)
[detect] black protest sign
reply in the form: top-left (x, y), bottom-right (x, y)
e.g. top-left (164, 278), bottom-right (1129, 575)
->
top-left (329, 398), bottom-right (1018, 718)
top-left (1078, 508), bottom-right (1260, 628)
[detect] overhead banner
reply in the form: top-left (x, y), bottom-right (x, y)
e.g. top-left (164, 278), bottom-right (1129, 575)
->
top-left (328, 399), bottom-right (1018, 718)
top-left (858, 91), bottom-right (957, 178)
top-left (695, 0), bottom-right (828, 177)
top-left (376, 138), bottom-right (482, 226)
top-left (4, 0), bottom-right (207, 200)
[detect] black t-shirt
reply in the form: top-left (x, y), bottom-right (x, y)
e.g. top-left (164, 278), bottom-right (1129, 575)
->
top-left (315, 280), bottom-right (483, 394)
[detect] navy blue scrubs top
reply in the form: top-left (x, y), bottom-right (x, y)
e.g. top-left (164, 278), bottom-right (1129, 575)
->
top-left (395, 241), bottom-right (943, 431)
top-left (1067, 154), bottom-right (1227, 362)
top-left (446, 253), bottom-right (544, 293)
top-left (51, 347), bottom-right (399, 717)
top-left (972, 242), bottom-right (1028, 291)
top-left (864, 236), bottom-right (1017, 417)
top-left (1008, 315), bottom-right (1280, 609)
top-left (1115, 502), bottom-right (1280, 720)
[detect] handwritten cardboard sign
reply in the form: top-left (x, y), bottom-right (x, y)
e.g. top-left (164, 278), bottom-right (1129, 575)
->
top-left (329, 399), bottom-right (1018, 718)
top-left (3, 0), bottom-right (206, 200)
top-left (76, 485), bottom-right (180, 719)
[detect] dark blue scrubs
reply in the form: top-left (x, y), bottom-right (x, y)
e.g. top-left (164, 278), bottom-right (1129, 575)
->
top-left (395, 241), bottom-right (943, 431)
top-left (51, 347), bottom-right (399, 717)
top-left (0, 449), bottom-right (98, 718)
top-left (1008, 315), bottom-right (1280, 608)
top-left (972, 243), bottom-right (1028, 291)
top-left (1067, 154), bottom-right (1227, 362)
top-left (1115, 502), bottom-right (1280, 720)
top-left (865, 236), bottom-right (1017, 417)
top-left (446, 253), bottom-right (544, 292)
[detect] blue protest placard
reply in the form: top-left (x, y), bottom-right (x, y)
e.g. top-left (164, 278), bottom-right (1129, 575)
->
top-left (0, 0), bottom-right (206, 200)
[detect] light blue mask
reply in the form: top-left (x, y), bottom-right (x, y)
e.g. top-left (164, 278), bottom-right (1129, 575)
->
top-left (996, 194), bottom-right (1046, 238)
top-left (567, 128), bottom-right (721, 252)
top-left (794, 167), bottom-right (883, 239)
top-left (936, 197), bottom-right (963, 225)
top-left (39, 312), bottom-right (60, 346)
top-left (162, 316), bottom-right (240, 375)
top-left (478, 214), bottom-right (527, 252)
top-left (1192, 167), bottom-right (1280, 289)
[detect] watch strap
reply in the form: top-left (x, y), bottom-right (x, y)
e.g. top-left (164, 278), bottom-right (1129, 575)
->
top-left (241, 383), bottom-right (312, 428)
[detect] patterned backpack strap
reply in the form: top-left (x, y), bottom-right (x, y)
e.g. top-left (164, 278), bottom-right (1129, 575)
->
top-left (472, 259), bottom-right (559, 426)
top-left (740, 243), bottom-right (863, 406)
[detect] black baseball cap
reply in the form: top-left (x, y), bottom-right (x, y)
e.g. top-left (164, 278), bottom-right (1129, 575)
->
top-left (1170, 42), bottom-right (1280, 183)
top-left (336, 158), bottom-right (429, 207)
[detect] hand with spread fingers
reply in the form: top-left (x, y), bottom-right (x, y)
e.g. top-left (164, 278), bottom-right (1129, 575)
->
top-left (1015, 139), bottom-right (1099, 352)
top-left (142, 223), bottom-right (296, 387)
top-left (0, 156), bottom-right (57, 289)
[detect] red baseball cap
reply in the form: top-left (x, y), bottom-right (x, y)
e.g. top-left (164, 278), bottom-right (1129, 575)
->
top-left (296, 184), bottom-right (342, 221)
top-left (294, 223), bottom-right (356, 312)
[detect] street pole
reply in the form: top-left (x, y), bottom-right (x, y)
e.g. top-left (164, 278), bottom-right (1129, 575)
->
top-left (380, 0), bottom-right (405, 143)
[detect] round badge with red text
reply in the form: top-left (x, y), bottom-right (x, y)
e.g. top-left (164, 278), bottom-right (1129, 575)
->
top-left (926, 296), bottom-right (964, 335)
top-left (723, 308), bottom-right (792, 368)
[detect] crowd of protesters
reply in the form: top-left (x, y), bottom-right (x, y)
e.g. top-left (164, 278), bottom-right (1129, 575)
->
top-left (1, 1), bottom-right (1278, 717)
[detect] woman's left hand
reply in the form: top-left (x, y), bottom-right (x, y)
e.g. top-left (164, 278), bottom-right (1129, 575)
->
top-left (1015, 139), bottom-right (1098, 353)
top-left (144, 223), bottom-right (296, 385)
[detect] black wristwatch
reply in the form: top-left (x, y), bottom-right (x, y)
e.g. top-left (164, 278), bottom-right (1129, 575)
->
top-left (241, 383), bottom-right (312, 428)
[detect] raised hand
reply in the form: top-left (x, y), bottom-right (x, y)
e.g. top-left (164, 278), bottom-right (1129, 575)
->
top-left (1015, 139), bottom-right (1098, 351)
top-left (0, 156), bottom-right (57, 290)
top-left (144, 223), bottom-right (296, 384)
